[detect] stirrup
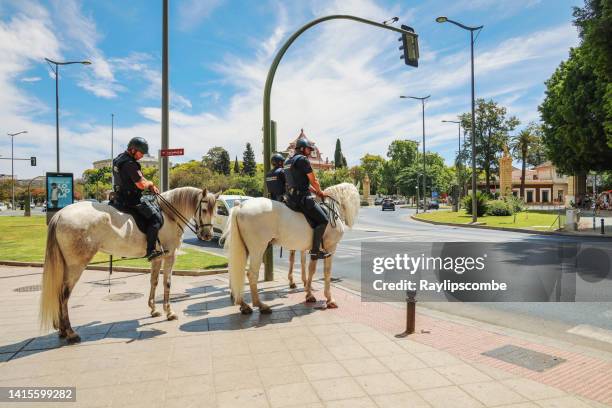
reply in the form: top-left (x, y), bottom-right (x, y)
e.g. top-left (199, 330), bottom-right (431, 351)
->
top-left (310, 250), bottom-right (331, 260)
top-left (146, 249), bottom-right (167, 261)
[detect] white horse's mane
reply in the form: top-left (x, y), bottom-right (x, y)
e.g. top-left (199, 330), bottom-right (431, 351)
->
top-left (161, 186), bottom-right (214, 214)
top-left (324, 182), bottom-right (360, 228)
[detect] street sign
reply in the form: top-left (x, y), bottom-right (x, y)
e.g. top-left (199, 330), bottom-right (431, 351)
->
top-left (160, 148), bottom-right (184, 157)
top-left (432, 191), bottom-right (439, 198)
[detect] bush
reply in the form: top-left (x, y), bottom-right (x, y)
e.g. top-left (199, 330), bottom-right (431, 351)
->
top-left (504, 195), bottom-right (525, 213)
top-left (486, 200), bottom-right (513, 216)
top-left (461, 191), bottom-right (488, 216)
top-left (223, 188), bottom-right (246, 196)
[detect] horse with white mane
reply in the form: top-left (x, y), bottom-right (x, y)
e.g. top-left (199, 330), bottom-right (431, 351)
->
top-left (39, 186), bottom-right (217, 343)
top-left (223, 182), bottom-right (360, 314)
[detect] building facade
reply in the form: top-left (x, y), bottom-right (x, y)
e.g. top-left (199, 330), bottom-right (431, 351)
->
top-left (281, 129), bottom-right (333, 171)
top-left (93, 154), bottom-right (161, 170)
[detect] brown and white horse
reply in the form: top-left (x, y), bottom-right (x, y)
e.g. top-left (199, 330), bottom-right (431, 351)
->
top-left (39, 187), bottom-right (217, 343)
top-left (223, 183), bottom-right (359, 314)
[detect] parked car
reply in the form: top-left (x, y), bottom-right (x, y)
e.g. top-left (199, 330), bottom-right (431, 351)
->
top-left (394, 198), bottom-right (406, 205)
top-left (374, 197), bottom-right (384, 205)
top-left (428, 200), bottom-right (440, 210)
top-left (0, 202), bottom-right (6, 211)
top-left (212, 194), bottom-right (253, 241)
top-left (381, 198), bottom-right (395, 211)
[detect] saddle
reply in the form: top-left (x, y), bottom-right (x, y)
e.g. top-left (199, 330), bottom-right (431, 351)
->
top-left (110, 195), bottom-right (164, 234)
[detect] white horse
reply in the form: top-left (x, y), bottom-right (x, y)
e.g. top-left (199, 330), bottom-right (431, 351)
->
top-left (40, 187), bottom-right (217, 343)
top-left (223, 183), bottom-right (360, 314)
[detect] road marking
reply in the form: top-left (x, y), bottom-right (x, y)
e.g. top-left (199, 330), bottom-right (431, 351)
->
top-left (567, 324), bottom-right (612, 345)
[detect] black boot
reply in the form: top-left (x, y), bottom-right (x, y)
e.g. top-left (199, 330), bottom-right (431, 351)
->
top-left (310, 224), bottom-right (331, 260)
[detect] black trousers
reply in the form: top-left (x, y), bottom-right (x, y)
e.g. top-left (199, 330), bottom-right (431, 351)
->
top-left (145, 213), bottom-right (163, 252)
top-left (290, 193), bottom-right (328, 228)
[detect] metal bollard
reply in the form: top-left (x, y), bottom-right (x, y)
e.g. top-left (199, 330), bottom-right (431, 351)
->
top-left (395, 291), bottom-right (416, 338)
top-left (601, 218), bottom-right (605, 235)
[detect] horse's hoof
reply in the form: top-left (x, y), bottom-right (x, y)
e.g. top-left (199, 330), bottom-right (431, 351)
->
top-left (259, 306), bottom-right (272, 314)
top-left (240, 305), bottom-right (253, 315)
top-left (305, 295), bottom-right (317, 303)
top-left (167, 313), bottom-right (178, 321)
top-left (289, 283), bottom-right (297, 289)
top-left (67, 334), bottom-right (81, 344)
top-left (326, 301), bottom-right (338, 309)
top-left (151, 311), bottom-right (161, 318)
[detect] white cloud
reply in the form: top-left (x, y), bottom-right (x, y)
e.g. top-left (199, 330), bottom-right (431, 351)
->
top-left (20, 76), bottom-right (41, 82)
top-left (177, 0), bottom-right (225, 31)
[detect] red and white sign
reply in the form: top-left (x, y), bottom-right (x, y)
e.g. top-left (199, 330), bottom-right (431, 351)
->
top-left (160, 148), bottom-right (184, 157)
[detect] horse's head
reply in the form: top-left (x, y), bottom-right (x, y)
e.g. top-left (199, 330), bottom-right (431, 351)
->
top-left (195, 189), bottom-right (220, 241)
top-left (324, 182), bottom-right (360, 228)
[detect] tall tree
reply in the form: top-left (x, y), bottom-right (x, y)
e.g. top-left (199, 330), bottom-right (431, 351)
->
top-left (573, 0), bottom-right (612, 145)
top-left (460, 99), bottom-right (519, 194)
top-left (386, 140), bottom-right (419, 169)
top-left (539, 47), bottom-right (612, 173)
top-left (233, 156), bottom-right (240, 174)
top-left (242, 143), bottom-right (257, 176)
top-left (203, 147), bottom-right (231, 175)
top-left (510, 125), bottom-right (538, 198)
top-left (334, 139), bottom-right (346, 169)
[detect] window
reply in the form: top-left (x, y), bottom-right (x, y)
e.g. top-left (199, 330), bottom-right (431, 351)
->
top-left (542, 190), bottom-right (550, 203)
top-left (526, 190), bottom-right (534, 203)
top-left (217, 204), bottom-right (229, 216)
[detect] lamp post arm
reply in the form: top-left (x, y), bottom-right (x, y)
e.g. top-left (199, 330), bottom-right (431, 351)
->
top-left (445, 19), bottom-right (483, 32)
top-left (263, 14), bottom-right (418, 177)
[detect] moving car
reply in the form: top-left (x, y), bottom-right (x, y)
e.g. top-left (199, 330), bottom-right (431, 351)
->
top-left (381, 198), bottom-right (395, 211)
top-left (212, 194), bottom-right (253, 240)
top-left (428, 200), bottom-right (440, 210)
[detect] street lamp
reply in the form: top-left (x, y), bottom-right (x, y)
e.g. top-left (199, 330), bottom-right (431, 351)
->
top-left (436, 16), bottom-right (483, 222)
top-left (442, 119), bottom-right (463, 209)
top-left (44, 58), bottom-right (92, 172)
top-left (8, 130), bottom-right (28, 211)
top-left (400, 95), bottom-right (430, 212)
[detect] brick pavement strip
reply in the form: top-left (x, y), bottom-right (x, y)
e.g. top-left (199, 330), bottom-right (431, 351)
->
top-left (0, 265), bottom-right (609, 408)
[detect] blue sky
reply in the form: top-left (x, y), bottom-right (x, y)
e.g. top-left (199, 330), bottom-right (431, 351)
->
top-left (0, 0), bottom-right (581, 179)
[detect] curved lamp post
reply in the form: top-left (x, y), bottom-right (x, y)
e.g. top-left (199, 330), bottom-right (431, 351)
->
top-left (8, 130), bottom-right (27, 211)
top-left (25, 175), bottom-right (45, 217)
top-left (400, 95), bottom-right (430, 212)
top-left (262, 15), bottom-right (420, 280)
top-left (436, 16), bottom-right (483, 222)
top-left (442, 119), bottom-right (463, 209)
top-left (44, 58), bottom-right (92, 172)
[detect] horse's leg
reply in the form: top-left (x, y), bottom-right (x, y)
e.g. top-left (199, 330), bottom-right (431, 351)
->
top-left (247, 249), bottom-right (271, 314)
top-left (148, 258), bottom-right (163, 317)
top-left (323, 256), bottom-right (337, 308)
top-left (162, 254), bottom-right (178, 320)
top-left (288, 250), bottom-right (296, 289)
top-left (305, 258), bottom-right (318, 303)
top-left (60, 264), bottom-right (86, 343)
top-left (300, 251), bottom-right (307, 288)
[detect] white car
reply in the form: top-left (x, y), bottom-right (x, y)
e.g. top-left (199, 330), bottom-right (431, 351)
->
top-left (0, 202), bottom-right (6, 211)
top-left (212, 194), bottom-right (252, 240)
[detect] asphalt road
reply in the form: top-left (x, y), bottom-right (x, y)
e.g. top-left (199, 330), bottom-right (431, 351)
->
top-left (183, 205), bottom-right (612, 348)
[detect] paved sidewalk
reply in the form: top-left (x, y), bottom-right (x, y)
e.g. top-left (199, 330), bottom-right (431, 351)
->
top-left (0, 265), bottom-right (610, 407)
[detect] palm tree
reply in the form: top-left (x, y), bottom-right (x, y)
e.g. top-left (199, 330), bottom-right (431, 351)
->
top-left (509, 127), bottom-right (536, 198)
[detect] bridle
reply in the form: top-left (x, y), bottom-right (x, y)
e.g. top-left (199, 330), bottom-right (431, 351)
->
top-left (156, 192), bottom-right (213, 236)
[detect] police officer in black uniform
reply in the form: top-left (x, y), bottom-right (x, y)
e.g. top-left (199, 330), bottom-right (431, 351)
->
top-left (112, 137), bottom-right (164, 261)
top-left (265, 153), bottom-right (286, 201)
top-left (284, 139), bottom-right (331, 260)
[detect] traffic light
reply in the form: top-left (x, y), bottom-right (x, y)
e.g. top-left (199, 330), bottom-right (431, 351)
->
top-left (398, 24), bottom-right (419, 67)
top-left (30, 156), bottom-right (36, 166)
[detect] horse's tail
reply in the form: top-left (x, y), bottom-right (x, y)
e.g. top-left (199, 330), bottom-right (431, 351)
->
top-left (40, 214), bottom-right (65, 331)
top-left (227, 207), bottom-right (247, 304)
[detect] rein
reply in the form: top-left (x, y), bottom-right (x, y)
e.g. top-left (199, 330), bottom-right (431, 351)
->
top-left (155, 192), bottom-right (212, 235)
top-left (320, 196), bottom-right (341, 228)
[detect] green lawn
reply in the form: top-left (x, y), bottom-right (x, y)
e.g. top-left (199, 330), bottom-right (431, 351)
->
top-left (0, 216), bottom-right (227, 269)
top-left (414, 209), bottom-right (561, 231)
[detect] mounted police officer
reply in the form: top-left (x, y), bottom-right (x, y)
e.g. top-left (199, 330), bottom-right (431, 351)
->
top-left (265, 153), bottom-right (286, 202)
top-left (112, 137), bottom-right (164, 261)
top-left (284, 139), bottom-right (331, 260)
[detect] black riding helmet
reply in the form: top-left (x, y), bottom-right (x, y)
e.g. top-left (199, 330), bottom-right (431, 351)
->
top-left (271, 153), bottom-right (285, 166)
top-left (127, 137), bottom-right (149, 155)
top-left (295, 138), bottom-right (313, 151)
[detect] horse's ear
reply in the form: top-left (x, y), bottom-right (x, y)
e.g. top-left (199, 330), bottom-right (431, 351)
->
top-left (202, 188), bottom-right (208, 197)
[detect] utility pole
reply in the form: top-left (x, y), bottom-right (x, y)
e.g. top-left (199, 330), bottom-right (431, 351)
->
top-left (160, 0), bottom-right (170, 192)
top-left (8, 130), bottom-right (28, 210)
